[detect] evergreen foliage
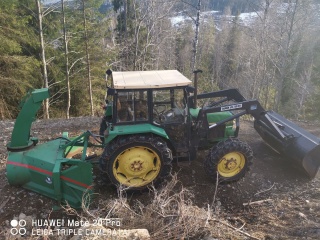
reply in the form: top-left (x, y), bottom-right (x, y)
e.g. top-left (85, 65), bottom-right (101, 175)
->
top-left (0, 0), bottom-right (41, 119)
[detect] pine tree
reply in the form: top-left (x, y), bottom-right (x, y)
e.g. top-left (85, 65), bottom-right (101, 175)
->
top-left (0, 0), bottom-right (41, 119)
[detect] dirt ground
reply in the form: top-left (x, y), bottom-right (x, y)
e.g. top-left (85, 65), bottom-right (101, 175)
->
top-left (0, 117), bottom-right (319, 239)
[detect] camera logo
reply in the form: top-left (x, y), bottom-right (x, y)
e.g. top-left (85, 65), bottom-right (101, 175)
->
top-left (10, 219), bottom-right (27, 235)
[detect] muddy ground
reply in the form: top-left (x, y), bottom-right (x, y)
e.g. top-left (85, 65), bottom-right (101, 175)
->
top-left (0, 117), bottom-right (319, 239)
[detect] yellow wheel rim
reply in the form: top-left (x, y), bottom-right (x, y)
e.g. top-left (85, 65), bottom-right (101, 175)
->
top-left (217, 152), bottom-right (246, 177)
top-left (112, 146), bottom-right (161, 187)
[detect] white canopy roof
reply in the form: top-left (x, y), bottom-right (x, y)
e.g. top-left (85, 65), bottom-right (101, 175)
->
top-left (112, 70), bottom-right (192, 89)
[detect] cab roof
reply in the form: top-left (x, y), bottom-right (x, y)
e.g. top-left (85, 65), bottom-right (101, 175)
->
top-left (112, 70), bottom-right (192, 89)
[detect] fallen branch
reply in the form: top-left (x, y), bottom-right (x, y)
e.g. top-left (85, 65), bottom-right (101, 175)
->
top-left (212, 219), bottom-right (261, 240)
top-left (0, 198), bottom-right (10, 211)
top-left (243, 199), bottom-right (273, 206)
top-left (254, 183), bottom-right (275, 196)
top-left (211, 171), bottom-right (219, 206)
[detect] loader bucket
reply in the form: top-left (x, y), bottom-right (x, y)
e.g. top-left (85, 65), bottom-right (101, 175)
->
top-left (254, 111), bottom-right (320, 178)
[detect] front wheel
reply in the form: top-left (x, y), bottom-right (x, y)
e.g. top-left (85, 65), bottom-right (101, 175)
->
top-left (204, 138), bottom-right (253, 182)
top-left (100, 135), bottom-right (172, 190)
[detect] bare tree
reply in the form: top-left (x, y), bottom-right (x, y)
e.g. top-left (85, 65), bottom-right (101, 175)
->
top-left (232, 0), bottom-right (319, 117)
top-left (112, 0), bottom-right (177, 71)
top-left (139, 0), bottom-right (176, 70)
top-left (192, 0), bottom-right (201, 72)
top-left (61, 0), bottom-right (71, 119)
top-left (238, 0), bottom-right (275, 103)
top-left (274, 0), bottom-right (300, 112)
top-left (35, 0), bottom-right (49, 119)
top-left (82, 0), bottom-right (94, 116)
top-left (180, 0), bottom-right (202, 73)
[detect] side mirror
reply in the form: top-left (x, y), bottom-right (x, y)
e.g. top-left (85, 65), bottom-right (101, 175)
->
top-left (185, 86), bottom-right (195, 93)
top-left (107, 87), bottom-right (116, 96)
top-left (106, 69), bottom-right (112, 76)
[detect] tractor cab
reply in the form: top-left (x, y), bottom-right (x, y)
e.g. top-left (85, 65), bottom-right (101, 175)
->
top-left (97, 70), bottom-right (247, 190)
top-left (101, 71), bottom-right (192, 142)
top-left (104, 70), bottom-right (190, 124)
top-left (101, 70), bottom-right (236, 155)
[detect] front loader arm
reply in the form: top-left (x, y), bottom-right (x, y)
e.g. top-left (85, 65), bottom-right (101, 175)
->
top-left (192, 89), bottom-right (286, 141)
top-left (188, 88), bottom-right (246, 108)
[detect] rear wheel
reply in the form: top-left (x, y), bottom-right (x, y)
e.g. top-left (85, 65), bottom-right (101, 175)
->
top-left (100, 135), bottom-right (172, 190)
top-left (204, 138), bottom-right (253, 182)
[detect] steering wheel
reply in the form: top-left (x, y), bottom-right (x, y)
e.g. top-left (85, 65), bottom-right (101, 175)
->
top-left (153, 104), bottom-right (167, 123)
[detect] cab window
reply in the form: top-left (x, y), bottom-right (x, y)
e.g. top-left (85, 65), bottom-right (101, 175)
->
top-left (116, 90), bottom-right (148, 122)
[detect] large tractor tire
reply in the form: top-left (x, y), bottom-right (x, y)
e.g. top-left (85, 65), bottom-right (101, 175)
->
top-left (204, 138), bottom-right (253, 182)
top-left (100, 135), bottom-right (172, 190)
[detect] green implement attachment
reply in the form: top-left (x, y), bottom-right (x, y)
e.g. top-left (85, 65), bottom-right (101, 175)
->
top-left (6, 89), bottom-right (95, 208)
top-left (8, 89), bottom-right (49, 150)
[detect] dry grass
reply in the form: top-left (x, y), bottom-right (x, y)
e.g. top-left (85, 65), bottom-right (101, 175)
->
top-left (70, 174), bottom-right (261, 240)
top-left (2, 174), bottom-right (262, 240)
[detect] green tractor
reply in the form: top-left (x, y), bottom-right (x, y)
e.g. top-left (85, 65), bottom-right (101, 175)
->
top-left (98, 69), bottom-right (320, 190)
top-left (98, 70), bottom-right (253, 190)
top-left (6, 70), bottom-right (320, 208)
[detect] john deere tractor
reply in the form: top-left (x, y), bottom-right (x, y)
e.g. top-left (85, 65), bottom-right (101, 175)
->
top-left (98, 69), bottom-right (320, 190)
top-left (99, 70), bottom-right (245, 190)
top-left (6, 69), bottom-right (320, 208)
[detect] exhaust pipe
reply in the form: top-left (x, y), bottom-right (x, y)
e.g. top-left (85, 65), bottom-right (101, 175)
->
top-left (193, 69), bottom-right (202, 108)
top-left (254, 111), bottom-right (320, 178)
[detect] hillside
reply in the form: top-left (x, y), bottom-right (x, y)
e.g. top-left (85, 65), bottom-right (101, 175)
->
top-left (0, 117), bottom-right (319, 239)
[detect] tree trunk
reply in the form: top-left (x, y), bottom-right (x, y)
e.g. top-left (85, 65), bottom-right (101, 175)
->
top-left (36, 0), bottom-right (49, 119)
top-left (61, 0), bottom-right (71, 119)
top-left (82, 0), bottom-right (94, 116)
top-left (275, 0), bottom-right (299, 111)
top-left (192, 0), bottom-right (201, 72)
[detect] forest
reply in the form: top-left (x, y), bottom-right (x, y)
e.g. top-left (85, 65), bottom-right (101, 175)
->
top-left (0, 0), bottom-right (320, 120)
